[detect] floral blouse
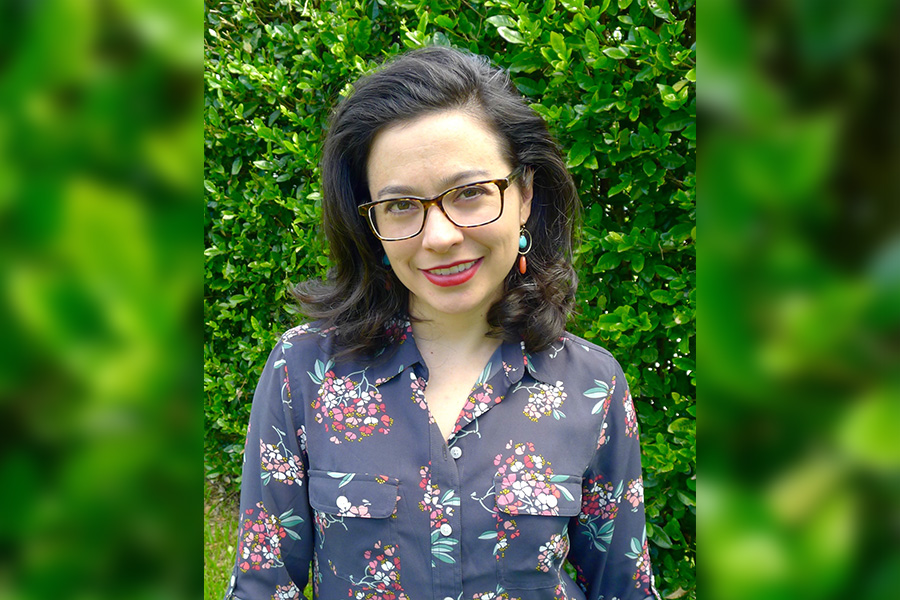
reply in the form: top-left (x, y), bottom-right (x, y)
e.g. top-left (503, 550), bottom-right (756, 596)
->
top-left (225, 318), bottom-right (660, 600)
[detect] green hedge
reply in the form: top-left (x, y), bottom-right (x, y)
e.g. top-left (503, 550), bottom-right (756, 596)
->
top-left (204, 0), bottom-right (695, 596)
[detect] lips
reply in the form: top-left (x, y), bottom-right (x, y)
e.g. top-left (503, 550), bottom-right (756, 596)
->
top-left (421, 258), bottom-right (482, 287)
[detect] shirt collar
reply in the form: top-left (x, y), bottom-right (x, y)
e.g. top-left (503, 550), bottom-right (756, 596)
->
top-left (363, 316), bottom-right (426, 385)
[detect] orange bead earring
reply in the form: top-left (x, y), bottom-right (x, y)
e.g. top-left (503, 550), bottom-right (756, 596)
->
top-left (517, 226), bottom-right (532, 275)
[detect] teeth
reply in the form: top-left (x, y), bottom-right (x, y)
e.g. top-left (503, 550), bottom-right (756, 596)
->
top-left (429, 260), bottom-right (476, 276)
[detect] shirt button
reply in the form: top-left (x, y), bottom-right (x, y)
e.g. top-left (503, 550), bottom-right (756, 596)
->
top-left (449, 446), bottom-right (462, 459)
top-left (440, 523), bottom-right (453, 537)
top-left (444, 597), bottom-right (455, 600)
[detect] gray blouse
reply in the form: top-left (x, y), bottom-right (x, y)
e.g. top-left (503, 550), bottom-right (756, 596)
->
top-left (226, 318), bottom-right (660, 600)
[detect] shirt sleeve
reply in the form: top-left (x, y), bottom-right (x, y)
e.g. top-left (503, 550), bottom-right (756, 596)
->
top-left (567, 359), bottom-right (660, 600)
top-left (225, 339), bottom-right (314, 600)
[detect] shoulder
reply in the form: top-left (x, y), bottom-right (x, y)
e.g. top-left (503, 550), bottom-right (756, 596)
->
top-left (271, 321), bottom-right (339, 363)
top-left (528, 331), bottom-right (624, 388)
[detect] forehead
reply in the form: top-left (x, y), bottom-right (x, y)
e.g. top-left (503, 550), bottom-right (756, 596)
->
top-left (365, 110), bottom-right (510, 194)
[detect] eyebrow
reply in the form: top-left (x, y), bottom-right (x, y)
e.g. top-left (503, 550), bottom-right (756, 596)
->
top-left (374, 169), bottom-right (492, 199)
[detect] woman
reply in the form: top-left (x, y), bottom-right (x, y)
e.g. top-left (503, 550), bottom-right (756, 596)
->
top-left (226, 47), bottom-right (660, 600)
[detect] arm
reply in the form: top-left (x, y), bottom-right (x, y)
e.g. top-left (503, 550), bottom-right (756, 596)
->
top-left (568, 361), bottom-right (660, 600)
top-left (225, 339), bottom-right (314, 600)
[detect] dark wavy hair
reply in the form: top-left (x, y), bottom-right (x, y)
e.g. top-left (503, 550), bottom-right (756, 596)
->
top-left (292, 46), bottom-right (581, 358)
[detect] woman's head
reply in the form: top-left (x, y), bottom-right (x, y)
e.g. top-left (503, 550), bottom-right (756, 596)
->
top-left (297, 46), bottom-right (580, 355)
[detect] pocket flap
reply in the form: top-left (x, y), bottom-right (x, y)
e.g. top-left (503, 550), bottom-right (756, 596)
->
top-left (493, 471), bottom-right (582, 517)
top-left (308, 470), bottom-right (399, 518)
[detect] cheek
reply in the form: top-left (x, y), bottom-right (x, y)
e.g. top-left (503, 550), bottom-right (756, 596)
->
top-left (382, 241), bottom-right (414, 269)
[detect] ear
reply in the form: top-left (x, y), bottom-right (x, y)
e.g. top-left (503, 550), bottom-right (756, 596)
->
top-left (518, 168), bottom-right (534, 224)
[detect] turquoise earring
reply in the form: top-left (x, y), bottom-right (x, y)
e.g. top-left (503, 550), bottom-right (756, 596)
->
top-left (382, 254), bottom-right (391, 267)
top-left (517, 226), bottom-right (532, 274)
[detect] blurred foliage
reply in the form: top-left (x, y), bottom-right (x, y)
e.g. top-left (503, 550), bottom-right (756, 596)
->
top-left (204, 0), bottom-right (695, 597)
top-left (702, 0), bottom-right (900, 599)
top-left (0, 0), bottom-right (201, 599)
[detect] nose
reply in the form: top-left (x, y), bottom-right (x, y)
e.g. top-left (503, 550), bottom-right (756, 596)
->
top-left (420, 204), bottom-right (464, 252)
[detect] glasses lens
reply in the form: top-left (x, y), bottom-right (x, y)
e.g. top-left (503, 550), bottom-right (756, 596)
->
top-left (368, 181), bottom-right (505, 240)
top-left (370, 199), bottom-right (425, 239)
top-left (443, 182), bottom-right (503, 227)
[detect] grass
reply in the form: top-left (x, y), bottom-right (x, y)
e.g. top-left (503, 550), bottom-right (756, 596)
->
top-left (204, 481), bottom-right (314, 600)
top-left (204, 481), bottom-right (240, 600)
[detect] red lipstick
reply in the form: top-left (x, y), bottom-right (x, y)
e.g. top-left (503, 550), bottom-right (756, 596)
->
top-left (420, 258), bottom-right (482, 287)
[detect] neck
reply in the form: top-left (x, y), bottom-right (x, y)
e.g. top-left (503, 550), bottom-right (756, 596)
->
top-left (409, 310), bottom-right (500, 360)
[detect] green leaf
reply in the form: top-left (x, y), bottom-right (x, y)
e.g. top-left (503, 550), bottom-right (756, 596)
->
top-left (657, 113), bottom-right (691, 132)
top-left (608, 179), bottom-right (630, 197)
top-left (603, 46), bottom-right (629, 60)
top-left (231, 156), bottom-right (243, 175)
top-left (650, 290), bottom-right (672, 304)
top-left (667, 417), bottom-right (693, 434)
top-left (585, 30), bottom-right (600, 55)
top-left (513, 77), bottom-right (542, 97)
top-left (434, 15), bottom-right (456, 28)
top-left (497, 27), bottom-right (525, 44)
top-left (550, 32), bottom-right (566, 58)
top-left (631, 253), bottom-right (645, 273)
top-left (486, 15), bottom-right (517, 29)
top-left (433, 550), bottom-right (456, 564)
top-left (558, 484), bottom-right (575, 502)
top-left (655, 265), bottom-right (678, 279)
top-left (584, 381), bottom-right (611, 399)
top-left (567, 142), bottom-right (592, 167)
top-left (677, 490), bottom-right (696, 507)
top-left (649, 524), bottom-right (673, 548)
top-left (649, 0), bottom-right (675, 22)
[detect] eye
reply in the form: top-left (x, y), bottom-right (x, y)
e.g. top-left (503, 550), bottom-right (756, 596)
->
top-left (383, 199), bottom-right (420, 214)
top-left (455, 185), bottom-right (488, 201)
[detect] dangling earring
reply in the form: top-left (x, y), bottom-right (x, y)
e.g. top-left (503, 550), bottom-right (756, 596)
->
top-left (382, 254), bottom-right (391, 267)
top-left (518, 226), bottom-right (532, 274)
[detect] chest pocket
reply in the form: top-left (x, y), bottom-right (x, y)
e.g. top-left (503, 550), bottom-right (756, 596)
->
top-left (493, 471), bottom-right (582, 590)
top-left (308, 470), bottom-right (400, 583)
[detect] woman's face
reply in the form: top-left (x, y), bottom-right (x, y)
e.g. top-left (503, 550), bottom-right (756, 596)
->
top-left (365, 110), bottom-right (532, 324)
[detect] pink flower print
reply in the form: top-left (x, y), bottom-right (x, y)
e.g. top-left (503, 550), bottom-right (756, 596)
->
top-left (625, 477), bottom-right (644, 510)
top-left (259, 426), bottom-right (305, 487)
top-left (237, 502), bottom-right (286, 572)
top-left (627, 533), bottom-right (654, 594)
top-left (535, 532), bottom-right (570, 572)
top-left (623, 389), bottom-right (638, 437)
top-left (409, 373), bottom-right (428, 411)
top-left (580, 475), bottom-right (624, 520)
top-left (596, 421), bottom-right (609, 449)
top-left (272, 582), bottom-right (301, 600)
top-left (522, 381), bottom-right (567, 422)
top-left (346, 541), bottom-right (406, 593)
top-left (496, 490), bottom-right (516, 508)
top-left (312, 370), bottom-right (394, 444)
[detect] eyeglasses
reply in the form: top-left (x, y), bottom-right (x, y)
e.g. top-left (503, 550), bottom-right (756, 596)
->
top-left (358, 168), bottom-right (522, 241)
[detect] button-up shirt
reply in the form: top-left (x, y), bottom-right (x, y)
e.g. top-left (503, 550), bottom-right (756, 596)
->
top-left (225, 319), bottom-right (660, 600)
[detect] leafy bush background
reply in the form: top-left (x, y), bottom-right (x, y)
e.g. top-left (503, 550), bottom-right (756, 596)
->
top-left (204, 0), bottom-right (695, 596)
